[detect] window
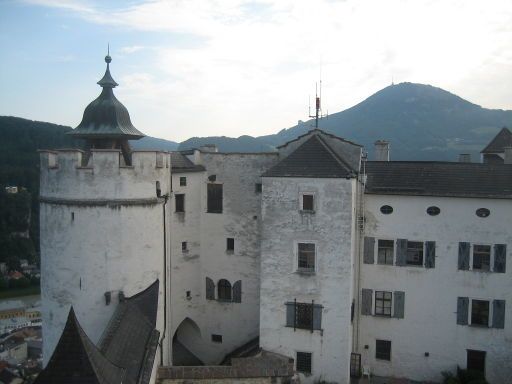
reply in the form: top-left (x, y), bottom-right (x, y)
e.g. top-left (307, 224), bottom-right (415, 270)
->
top-left (426, 206), bottom-right (440, 216)
top-left (380, 205), bottom-right (393, 214)
top-left (182, 241), bottom-right (188, 252)
top-left (175, 194), bottom-right (185, 212)
top-left (473, 245), bottom-right (490, 271)
top-left (180, 177), bottom-right (187, 186)
top-left (211, 334), bottom-right (222, 343)
top-left (467, 350), bottom-right (486, 373)
top-left (301, 194), bottom-right (314, 211)
top-left (406, 241), bottom-right (423, 266)
top-left (296, 352), bottom-right (312, 374)
top-left (476, 208), bottom-right (490, 218)
top-left (207, 184), bottom-right (223, 213)
top-left (217, 279), bottom-right (232, 301)
top-left (375, 291), bottom-right (392, 316)
top-left (377, 240), bottom-right (394, 265)
top-left (286, 301), bottom-right (322, 331)
top-left (471, 300), bottom-right (489, 326)
top-left (226, 238), bottom-right (234, 252)
top-left (298, 243), bottom-right (315, 272)
top-left (296, 303), bottom-right (313, 329)
top-left (375, 340), bottom-right (391, 361)
top-left (255, 183), bottom-right (262, 193)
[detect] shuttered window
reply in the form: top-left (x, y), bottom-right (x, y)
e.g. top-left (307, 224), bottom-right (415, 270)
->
top-left (395, 239), bottom-right (408, 266)
top-left (473, 245), bottom-right (491, 271)
top-left (361, 289), bottom-right (373, 316)
top-left (363, 237), bottom-right (375, 264)
top-left (393, 291), bottom-right (405, 319)
top-left (406, 241), bottom-right (424, 266)
top-left (494, 244), bottom-right (507, 273)
top-left (492, 300), bottom-right (505, 329)
top-left (471, 300), bottom-right (489, 326)
top-left (206, 277), bottom-right (215, 300)
top-left (425, 241), bottom-right (435, 268)
top-left (232, 280), bottom-right (242, 303)
top-left (458, 242), bottom-right (470, 270)
top-left (457, 297), bottom-right (469, 325)
top-left (217, 279), bottom-right (232, 301)
top-left (207, 184), bottom-right (223, 213)
top-left (375, 291), bottom-right (392, 316)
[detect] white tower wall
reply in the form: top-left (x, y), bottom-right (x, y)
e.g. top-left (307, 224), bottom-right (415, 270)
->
top-left (39, 149), bottom-right (171, 364)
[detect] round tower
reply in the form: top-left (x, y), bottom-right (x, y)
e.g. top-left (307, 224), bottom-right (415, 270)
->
top-left (39, 55), bottom-right (170, 364)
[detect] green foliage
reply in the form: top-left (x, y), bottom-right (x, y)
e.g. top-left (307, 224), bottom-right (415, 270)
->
top-left (0, 278), bottom-right (8, 291)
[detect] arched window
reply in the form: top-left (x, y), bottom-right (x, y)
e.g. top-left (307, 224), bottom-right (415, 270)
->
top-left (217, 279), bottom-right (232, 301)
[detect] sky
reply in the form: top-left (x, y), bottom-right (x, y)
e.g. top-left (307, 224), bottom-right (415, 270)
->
top-left (1, 0), bottom-right (512, 143)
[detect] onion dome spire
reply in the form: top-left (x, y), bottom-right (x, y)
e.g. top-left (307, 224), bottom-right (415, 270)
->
top-left (97, 51), bottom-right (119, 88)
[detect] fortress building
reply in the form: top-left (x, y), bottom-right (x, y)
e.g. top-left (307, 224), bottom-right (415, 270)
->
top-left (36, 57), bottom-right (512, 384)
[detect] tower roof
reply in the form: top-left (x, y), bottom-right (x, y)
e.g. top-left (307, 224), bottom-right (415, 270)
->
top-left (481, 127), bottom-right (512, 153)
top-left (34, 307), bottom-right (125, 384)
top-left (69, 55), bottom-right (145, 140)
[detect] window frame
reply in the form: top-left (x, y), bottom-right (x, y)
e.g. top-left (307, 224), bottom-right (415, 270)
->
top-left (470, 299), bottom-right (490, 327)
top-left (296, 351), bottom-right (312, 374)
top-left (374, 291), bottom-right (392, 317)
top-left (406, 241), bottom-right (424, 266)
top-left (226, 238), bottom-right (235, 253)
top-left (300, 192), bottom-right (315, 212)
top-left (181, 241), bottom-right (188, 252)
top-left (211, 334), bottom-right (223, 343)
top-left (217, 279), bottom-right (232, 302)
top-left (179, 176), bottom-right (187, 187)
top-left (375, 339), bottom-right (391, 361)
top-left (207, 183), bottom-right (223, 214)
top-left (296, 242), bottom-right (316, 273)
top-left (175, 193), bottom-right (185, 213)
top-left (472, 244), bottom-right (491, 272)
top-left (377, 239), bottom-right (394, 265)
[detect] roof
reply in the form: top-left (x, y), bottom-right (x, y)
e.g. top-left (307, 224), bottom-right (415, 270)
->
top-left (34, 307), bottom-right (125, 384)
top-left (365, 161), bottom-right (512, 199)
top-left (171, 152), bottom-right (205, 173)
top-left (69, 56), bottom-right (145, 140)
top-left (99, 280), bottom-right (160, 384)
top-left (481, 127), bottom-right (512, 153)
top-left (263, 134), bottom-right (356, 178)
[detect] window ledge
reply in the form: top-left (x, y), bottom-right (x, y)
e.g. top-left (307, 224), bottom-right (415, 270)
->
top-left (299, 210), bottom-right (315, 214)
top-left (374, 314), bottom-right (392, 318)
top-left (471, 269), bottom-right (491, 273)
top-left (469, 323), bottom-right (489, 329)
top-left (182, 249), bottom-right (189, 254)
top-left (295, 269), bottom-right (316, 276)
top-left (226, 250), bottom-right (234, 254)
top-left (217, 299), bottom-right (232, 303)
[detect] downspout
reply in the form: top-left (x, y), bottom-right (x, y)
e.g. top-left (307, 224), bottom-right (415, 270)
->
top-left (159, 193), bottom-right (168, 366)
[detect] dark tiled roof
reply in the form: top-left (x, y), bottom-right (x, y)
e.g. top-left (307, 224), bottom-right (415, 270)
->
top-left (365, 161), bottom-right (512, 199)
top-left (34, 307), bottom-right (125, 384)
top-left (171, 152), bottom-right (205, 173)
top-left (263, 134), bottom-right (355, 178)
top-left (481, 127), bottom-right (512, 153)
top-left (99, 280), bottom-right (160, 384)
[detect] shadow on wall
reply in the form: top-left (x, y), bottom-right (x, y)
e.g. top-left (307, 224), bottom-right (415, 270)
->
top-left (172, 317), bottom-right (204, 366)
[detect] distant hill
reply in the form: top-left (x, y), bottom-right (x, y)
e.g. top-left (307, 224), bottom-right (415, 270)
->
top-left (181, 83), bottom-right (512, 160)
top-left (130, 136), bottom-right (179, 151)
top-left (179, 135), bottom-right (275, 152)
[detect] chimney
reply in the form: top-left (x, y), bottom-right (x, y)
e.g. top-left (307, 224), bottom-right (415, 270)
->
top-left (374, 140), bottom-right (390, 161)
top-left (458, 154), bottom-right (471, 163)
top-left (200, 144), bottom-right (218, 153)
top-left (504, 146), bottom-right (512, 164)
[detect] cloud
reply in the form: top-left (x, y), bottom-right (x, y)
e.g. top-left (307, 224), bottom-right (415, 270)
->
top-left (23, 0), bottom-right (512, 141)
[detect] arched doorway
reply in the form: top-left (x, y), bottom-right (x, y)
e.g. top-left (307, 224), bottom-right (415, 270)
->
top-left (172, 317), bottom-right (204, 366)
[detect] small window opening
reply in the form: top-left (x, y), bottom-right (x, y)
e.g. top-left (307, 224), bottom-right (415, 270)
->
top-left (186, 291), bottom-right (191, 299)
top-left (211, 334), bottom-right (223, 343)
top-left (426, 206), bottom-right (440, 216)
top-left (175, 194), bottom-right (185, 212)
top-left (467, 350), bottom-right (486, 373)
top-left (156, 181), bottom-right (161, 197)
top-left (255, 183), bottom-right (262, 193)
top-left (376, 340), bottom-right (391, 360)
top-left (476, 208), bottom-right (490, 218)
top-left (180, 177), bottom-right (187, 186)
top-left (227, 238), bottom-right (234, 252)
top-left (302, 194), bottom-right (314, 211)
top-left (296, 352), bottom-right (312, 374)
top-left (182, 241), bottom-right (188, 252)
top-left (380, 205), bottom-right (393, 214)
top-left (71, 212), bottom-right (75, 221)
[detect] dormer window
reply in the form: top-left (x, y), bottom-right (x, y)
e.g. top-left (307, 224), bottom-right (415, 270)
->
top-left (301, 193), bottom-right (315, 212)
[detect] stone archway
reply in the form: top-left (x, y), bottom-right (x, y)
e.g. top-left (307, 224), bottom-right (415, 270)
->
top-left (172, 317), bottom-right (204, 366)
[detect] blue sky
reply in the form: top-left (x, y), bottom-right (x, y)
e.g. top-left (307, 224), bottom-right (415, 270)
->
top-left (1, 0), bottom-right (512, 142)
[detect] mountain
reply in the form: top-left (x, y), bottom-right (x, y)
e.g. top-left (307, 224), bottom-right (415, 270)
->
top-left (131, 136), bottom-right (179, 151)
top-left (181, 83), bottom-right (512, 160)
top-left (179, 135), bottom-right (275, 152)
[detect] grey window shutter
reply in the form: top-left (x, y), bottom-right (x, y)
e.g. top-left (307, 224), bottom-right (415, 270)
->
top-left (396, 239), bottom-right (408, 266)
top-left (206, 277), bottom-right (215, 300)
top-left (492, 300), bottom-right (505, 329)
top-left (425, 241), bottom-right (436, 268)
top-left (363, 237), bottom-right (375, 264)
top-left (313, 304), bottom-right (322, 330)
top-left (458, 242), bottom-right (470, 270)
top-left (232, 280), bottom-right (242, 303)
top-left (457, 297), bottom-right (469, 325)
top-left (286, 302), bottom-right (295, 327)
top-left (393, 291), bottom-right (405, 318)
top-left (361, 289), bottom-right (373, 315)
top-left (494, 244), bottom-right (506, 273)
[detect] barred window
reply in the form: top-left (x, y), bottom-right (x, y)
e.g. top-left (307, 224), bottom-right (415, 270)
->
top-left (375, 291), bottom-right (392, 316)
top-left (296, 303), bottom-right (313, 329)
top-left (298, 243), bottom-right (315, 272)
top-left (376, 340), bottom-right (391, 360)
top-left (285, 301), bottom-right (322, 331)
top-left (296, 352), bottom-right (312, 374)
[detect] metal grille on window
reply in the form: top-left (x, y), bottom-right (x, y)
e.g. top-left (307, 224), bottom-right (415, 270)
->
top-left (298, 243), bottom-right (315, 271)
top-left (375, 339), bottom-right (391, 361)
top-left (296, 302), bottom-right (313, 329)
top-left (375, 291), bottom-right (392, 316)
top-left (296, 352), bottom-right (312, 374)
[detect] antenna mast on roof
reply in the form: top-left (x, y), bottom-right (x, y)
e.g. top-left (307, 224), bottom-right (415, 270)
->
top-left (308, 79), bottom-right (328, 129)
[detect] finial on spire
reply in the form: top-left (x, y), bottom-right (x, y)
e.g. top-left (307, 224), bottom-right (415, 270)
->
top-left (98, 49), bottom-right (118, 88)
top-left (105, 43), bottom-right (112, 64)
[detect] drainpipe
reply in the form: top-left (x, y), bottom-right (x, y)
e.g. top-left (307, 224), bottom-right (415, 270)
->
top-left (159, 193), bottom-right (168, 366)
